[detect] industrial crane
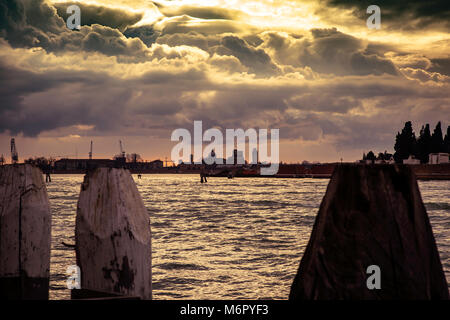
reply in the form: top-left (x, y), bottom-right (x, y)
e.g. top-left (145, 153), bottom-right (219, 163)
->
top-left (113, 140), bottom-right (127, 164)
top-left (89, 141), bottom-right (93, 160)
top-left (10, 138), bottom-right (18, 164)
top-left (119, 140), bottom-right (125, 158)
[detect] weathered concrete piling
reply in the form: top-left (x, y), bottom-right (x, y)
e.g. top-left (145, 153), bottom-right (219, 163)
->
top-left (290, 164), bottom-right (449, 300)
top-left (75, 168), bottom-right (151, 299)
top-left (0, 164), bottom-right (51, 299)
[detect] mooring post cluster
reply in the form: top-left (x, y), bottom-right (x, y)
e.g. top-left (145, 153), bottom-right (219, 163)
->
top-left (0, 164), bottom-right (448, 299)
top-left (0, 164), bottom-right (51, 299)
top-left (0, 165), bottom-right (152, 300)
top-left (289, 164), bottom-right (449, 299)
top-left (74, 168), bottom-right (152, 299)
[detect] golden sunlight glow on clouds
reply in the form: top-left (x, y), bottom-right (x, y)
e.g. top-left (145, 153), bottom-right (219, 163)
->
top-left (0, 0), bottom-right (449, 161)
top-left (50, 0), bottom-right (449, 54)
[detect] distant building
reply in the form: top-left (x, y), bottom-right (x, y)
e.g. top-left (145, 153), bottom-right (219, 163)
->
top-left (251, 148), bottom-right (258, 164)
top-left (403, 155), bottom-right (420, 165)
top-left (226, 149), bottom-right (245, 165)
top-left (54, 158), bottom-right (115, 170)
top-left (375, 155), bottom-right (395, 164)
top-left (149, 160), bottom-right (164, 168)
top-left (428, 153), bottom-right (449, 164)
top-left (203, 149), bottom-right (221, 165)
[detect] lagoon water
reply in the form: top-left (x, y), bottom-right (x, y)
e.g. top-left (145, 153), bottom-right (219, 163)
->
top-left (47, 175), bottom-right (450, 299)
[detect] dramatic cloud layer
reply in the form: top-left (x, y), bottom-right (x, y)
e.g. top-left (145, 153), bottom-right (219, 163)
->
top-left (325, 0), bottom-right (450, 31)
top-left (0, 0), bottom-right (448, 161)
top-left (53, 2), bottom-right (144, 31)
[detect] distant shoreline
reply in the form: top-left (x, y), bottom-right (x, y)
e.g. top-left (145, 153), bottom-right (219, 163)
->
top-left (42, 164), bottom-right (450, 180)
top-left (4, 162), bottom-right (449, 180)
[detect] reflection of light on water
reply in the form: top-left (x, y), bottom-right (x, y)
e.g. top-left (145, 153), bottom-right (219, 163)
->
top-left (47, 175), bottom-right (450, 299)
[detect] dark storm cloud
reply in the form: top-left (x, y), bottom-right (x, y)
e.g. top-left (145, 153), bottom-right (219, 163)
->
top-left (174, 76), bottom-right (448, 145)
top-left (1, 0), bottom-right (254, 63)
top-left (123, 25), bottom-right (159, 46)
top-left (1, 51), bottom-right (448, 151)
top-left (307, 28), bottom-right (397, 75)
top-left (53, 2), bottom-right (143, 31)
top-left (76, 25), bottom-right (148, 58)
top-left (1, 1), bottom-right (399, 77)
top-left (349, 52), bottom-right (397, 76)
top-left (0, 50), bottom-right (216, 137)
top-left (0, 63), bottom-right (43, 116)
top-left (0, 59), bottom-right (119, 136)
top-left (322, 76), bottom-right (447, 99)
top-left (323, 0), bottom-right (450, 30)
top-left (0, 0), bottom-right (149, 59)
top-left (261, 28), bottom-right (398, 76)
top-left (0, 0), bottom-right (25, 34)
top-left (212, 36), bottom-right (280, 76)
top-left (126, 28), bottom-right (280, 76)
top-left (153, 28), bottom-right (397, 77)
top-left (288, 93), bottom-right (361, 114)
top-left (0, 0), bottom-right (64, 47)
top-left (429, 58), bottom-right (450, 76)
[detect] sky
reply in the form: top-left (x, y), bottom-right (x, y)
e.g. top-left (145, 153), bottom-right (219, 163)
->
top-left (0, 0), bottom-right (449, 163)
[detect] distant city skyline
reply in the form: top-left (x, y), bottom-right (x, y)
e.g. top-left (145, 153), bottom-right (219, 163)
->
top-left (1, 121), bottom-right (449, 164)
top-left (0, 135), bottom-right (360, 164)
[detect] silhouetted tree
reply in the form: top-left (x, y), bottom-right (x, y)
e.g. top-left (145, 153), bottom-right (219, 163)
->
top-left (366, 151), bottom-right (376, 162)
top-left (394, 121), bottom-right (417, 163)
top-left (127, 153), bottom-right (142, 163)
top-left (363, 150), bottom-right (392, 162)
top-left (24, 157), bottom-right (54, 171)
top-left (444, 126), bottom-right (450, 153)
top-left (415, 124), bottom-right (432, 163)
top-left (430, 121), bottom-right (444, 153)
top-left (383, 151), bottom-right (393, 161)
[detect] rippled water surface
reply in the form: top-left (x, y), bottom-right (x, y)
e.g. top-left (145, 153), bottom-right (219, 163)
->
top-left (47, 175), bottom-right (450, 299)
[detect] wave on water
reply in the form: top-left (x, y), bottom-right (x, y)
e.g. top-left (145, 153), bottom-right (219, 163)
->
top-left (46, 175), bottom-right (450, 299)
top-left (425, 202), bottom-right (450, 211)
top-left (156, 262), bottom-right (210, 271)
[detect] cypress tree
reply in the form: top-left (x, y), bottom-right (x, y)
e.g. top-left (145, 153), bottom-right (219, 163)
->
top-left (430, 122), bottom-right (444, 153)
top-left (394, 121), bottom-right (416, 163)
top-left (443, 126), bottom-right (450, 153)
top-left (416, 124), bottom-right (432, 163)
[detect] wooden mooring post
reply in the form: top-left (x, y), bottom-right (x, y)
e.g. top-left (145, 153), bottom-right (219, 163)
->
top-left (290, 164), bottom-right (449, 300)
top-left (0, 164), bottom-right (51, 300)
top-left (74, 168), bottom-right (151, 299)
